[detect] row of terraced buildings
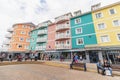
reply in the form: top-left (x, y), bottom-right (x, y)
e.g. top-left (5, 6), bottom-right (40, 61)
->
top-left (4, 2), bottom-right (120, 64)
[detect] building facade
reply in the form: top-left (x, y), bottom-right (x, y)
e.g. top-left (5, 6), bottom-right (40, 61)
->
top-left (70, 11), bottom-right (97, 63)
top-left (8, 23), bottom-right (35, 53)
top-left (29, 29), bottom-right (38, 51)
top-left (90, 2), bottom-right (120, 64)
top-left (35, 21), bottom-right (52, 52)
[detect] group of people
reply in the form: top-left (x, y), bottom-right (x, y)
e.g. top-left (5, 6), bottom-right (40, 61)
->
top-left (97, 59), bottom-right (112, 76)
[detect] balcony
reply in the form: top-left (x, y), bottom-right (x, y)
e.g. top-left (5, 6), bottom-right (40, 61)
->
top-left (36, 38), bottom-right (47, 43)
top-left (5, 34), bottom-right (12, 38)
top-left (38, 30), bottom-right (47, 35)
top-left (3, 40), bottom-right (10, 45)
top-left (55, 44), bottom-right (71, 49)
top-left (35, 46), bottom-right (46, 50)
top-left (56, 24), bottom-right (70, 32)
top-left (7, 28), bottom-right (14, 32)
top-left (55, 13), bottom-right (72, 23)
top-left (56, 34), bottom-right (70, 40)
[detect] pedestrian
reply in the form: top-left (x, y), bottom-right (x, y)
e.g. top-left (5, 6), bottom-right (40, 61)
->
top-left (103, 59), bottom-right (112, 76)
top-left (9, 54), bottom-right (12, 61)
top-left (97, 60), bottom-right (104, 75)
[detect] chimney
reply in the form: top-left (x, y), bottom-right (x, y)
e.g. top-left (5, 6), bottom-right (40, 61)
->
top-left (91, 3), bottom-right (101, 11)
top-left (74, 10), bottom-right (82, 16)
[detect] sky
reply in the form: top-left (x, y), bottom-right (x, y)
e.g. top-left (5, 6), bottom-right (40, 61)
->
top-left (0, 0), bottom-right (120, 45)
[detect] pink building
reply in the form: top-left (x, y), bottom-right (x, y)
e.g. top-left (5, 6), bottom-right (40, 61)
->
top-left (46, 23), bottom-right (56, 51)
top-left (55, 13), bottom-right (73, 50)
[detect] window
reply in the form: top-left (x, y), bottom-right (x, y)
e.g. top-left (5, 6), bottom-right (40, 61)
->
top-left (22, 25), bottom-right (27, 28)
top-left (66, 40), bottom-right (70, 45)
top-left (100, 35), bottom-right (110, 43)
top-left (76, 28), bottom-right (82, 34)
top-left (17, 45), bottom-right (22, 48)
top-left (19, 38), bottom-right (24, 41)
top-left (95, 13), bottom-right (102, 18)
top-left (76, 38), bottom-right (84, 45)
top-left (66, 30), bottom-right (70, 34)
top-left (109, 9), bottom-right (116, 15)
top-left (21, 31), bottom-right (26, 34)
top-left (75, 18), bottom-right (81, 24)
top-left (32, 38), bottom-right (34, 42)
top-left (117, 34), bottom-right (120, 41)
top-left (98, 23), bottom-right (106, 30)
top-left (25, 45), bottom-right (29, 49)
top-left (113, 20), bottom-right (120, 26)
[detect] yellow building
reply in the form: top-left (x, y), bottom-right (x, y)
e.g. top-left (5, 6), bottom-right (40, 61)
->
top-left (7, 23), bottom-right (35, 52)
top-left (92, 2), bottom-right (120, 46)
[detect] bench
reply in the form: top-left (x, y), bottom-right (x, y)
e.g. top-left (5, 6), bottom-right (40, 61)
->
top-left (70, 63), bottom-right (87, 71)
top-left (111, 65), bottom-right (120, 72)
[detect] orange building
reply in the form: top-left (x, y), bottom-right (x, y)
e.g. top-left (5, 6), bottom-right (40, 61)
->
top-left (7, 23), bottom-right (35, 52)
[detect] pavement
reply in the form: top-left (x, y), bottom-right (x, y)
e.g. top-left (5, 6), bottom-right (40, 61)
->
top-left (0, 64), bottom-right (120, 80)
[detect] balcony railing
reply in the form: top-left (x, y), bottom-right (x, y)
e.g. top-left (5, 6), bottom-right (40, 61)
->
top-left (35, 46), bottom-right (46, 50)
top-left (56, 34), bottom-right (70, 40)
top-left (7, 28), bottom-right (14, 32)
top-left (38, 30), bottom-right (47, 35)
top-left (55, 16), bottom-right (71, 23)
top-left (3, 40), bottom-right (10, 45)
top-left (56, 24), bottom-right (70, 31)
top-left (55, 44), bottom-right (71, 49)
top-left (36, 38), bottom-right (47, 42)
top-left (5, 34), bottom-right (12, 38)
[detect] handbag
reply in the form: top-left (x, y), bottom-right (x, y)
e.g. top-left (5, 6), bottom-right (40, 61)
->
top-left (105, 69), bottom-right (111, 76)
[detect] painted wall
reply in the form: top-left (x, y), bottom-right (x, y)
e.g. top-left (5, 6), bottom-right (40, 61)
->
top-left (92, 4), bottom-right (120, 46)
top-left (29, 29), bottom-right (38, 51)
top-left (46, 23), bottom-right (56, 50)
top-left (9, 24), bottom-right (34, 52)
top-left (71, 13), bottom-right (97, 49)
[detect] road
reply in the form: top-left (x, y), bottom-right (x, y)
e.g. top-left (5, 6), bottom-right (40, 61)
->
top-left (0, 64), bottom-right (119, 80)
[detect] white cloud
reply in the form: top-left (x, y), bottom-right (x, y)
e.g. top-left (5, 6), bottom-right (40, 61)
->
top-left (0, 0), bottom-right (120, 45)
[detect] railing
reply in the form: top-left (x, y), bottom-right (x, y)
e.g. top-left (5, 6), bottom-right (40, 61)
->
top-left (55, 15), bottom-right (71, 23)
top-left (56, 34), bottom-right (70, 40)
top-left (55, 44), bottom-right (71, 49)
top-left (35, 46), bottom-right (46, 50)
top-left (7, 28), bottom-right (14, 32)
top-left (56, 24), bottom-right (70, 31)
top-left (38, 30), bottom-right (47, 35)
top-left (5, 34), bottom-right (12, 38)
top-left (36, 38), bottom-right (47, 42)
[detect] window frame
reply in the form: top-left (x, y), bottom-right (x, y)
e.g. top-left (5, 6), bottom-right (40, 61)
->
top-left (100, 35), bottom-right (110, 43)
top-left (113, 19), bottom-right (120, 26)
top-left (76, 38), bottom-right (84, 45)
top-left (75, 18), bottom-right (81, 24)
top-left (109, 8), bottom-right (116, 15)
top-left (97, 23), bottom-right (106, 30)
top-left (75, 27), bottom-right (82, 34)
top-left (95, 12), bottom-right (103, 19)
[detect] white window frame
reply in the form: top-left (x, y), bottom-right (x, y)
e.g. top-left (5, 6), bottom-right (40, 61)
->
top-left (100, 35), bottom-right (110, 43)
top-left (95, 12), bottom-right (103, 19)
top-left (75, 18), bottom-right (81, 24)
top-left (17, 44), bottom-right (22, 48)
top-left (113, 20), bottom-right (120, 26)
top-left (21, 31), bottom-right (26, 34)
top-left (76, 27), bottom-right (82, 34)
top-left (76, 38), bottom-right (84, 45)
top-left (97, 23), bottom-right (106, 30)
top-left (66, 40), bottom-right (70, 45)
top-left (109, 8), bottom-right (116, 15)
top-left (19, 37), bottom-right (24, 41)
top-left (117, 33), bottom-right (120, 41)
